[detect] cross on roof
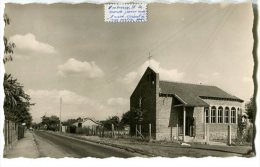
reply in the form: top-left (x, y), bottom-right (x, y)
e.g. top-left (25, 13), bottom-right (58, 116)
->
top-left (148, 52), bottom-right (152, 67)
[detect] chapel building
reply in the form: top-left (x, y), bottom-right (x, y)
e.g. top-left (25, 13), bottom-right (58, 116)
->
top-left (130, 67), bottom-right (244, 142)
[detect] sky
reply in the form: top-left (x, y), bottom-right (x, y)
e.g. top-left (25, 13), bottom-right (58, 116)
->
top-left (4, 2), bottom-right (254, 123)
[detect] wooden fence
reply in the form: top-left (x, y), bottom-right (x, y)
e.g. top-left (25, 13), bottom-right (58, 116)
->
top-left (4, 120), bottom-right (25, 151)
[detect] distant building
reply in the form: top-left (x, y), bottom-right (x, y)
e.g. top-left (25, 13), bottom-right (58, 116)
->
top-left (70, 119), bottom-right (101, 135)
top-left (130, 67), bottom-right (244, 142)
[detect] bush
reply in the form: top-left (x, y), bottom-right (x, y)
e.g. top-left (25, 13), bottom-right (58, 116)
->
top-left (245, 125), bottom-right (254, 143)
top-left (235, 120), bottom-right (254, 145)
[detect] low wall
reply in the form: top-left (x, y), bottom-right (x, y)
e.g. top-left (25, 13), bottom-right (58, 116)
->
top-left (208, 124), bottom-right (237, 140)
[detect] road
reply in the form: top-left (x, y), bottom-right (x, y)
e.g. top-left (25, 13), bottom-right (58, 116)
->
top-left (33, 131), bottom-right (142, 158)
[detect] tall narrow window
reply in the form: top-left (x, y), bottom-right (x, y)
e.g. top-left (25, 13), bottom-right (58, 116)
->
top-left (205, 108), bottom-right (209, 123)
top-left (211, 106), bottom-right (216, 123)
top-left (139, 97), bottom-right (142, 108)
top-left (231, 107), bottom-right (236, 123)
top-left (224, 107), bottom-right (229, 123)
top-left (218, 107), bottom-right (223, 123)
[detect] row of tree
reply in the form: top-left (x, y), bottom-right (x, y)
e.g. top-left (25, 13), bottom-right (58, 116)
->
top-left (3, 14), bottom-right (33, 127)
top-left (34, 107), bottom-right (141, 132)
top-left (32, 115), bottom-right (60, 131)
top-left (245, 97), bottom-right (256, 123)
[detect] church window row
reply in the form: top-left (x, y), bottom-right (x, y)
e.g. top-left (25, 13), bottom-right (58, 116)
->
top-left (205, 106), bottom-right (238, 124)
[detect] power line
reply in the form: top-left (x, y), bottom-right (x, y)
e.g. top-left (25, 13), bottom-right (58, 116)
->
top-left (87, 5), bottom-right (216, 94)
top-left (182, 6), bottom-right (235, 74)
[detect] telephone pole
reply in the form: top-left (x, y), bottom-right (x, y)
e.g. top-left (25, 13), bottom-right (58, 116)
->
top-left (59, 97), bottom-right (62, 132)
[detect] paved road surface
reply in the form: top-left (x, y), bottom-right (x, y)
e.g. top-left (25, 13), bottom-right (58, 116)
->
top-left (34, 131), bottom-right (141, 158)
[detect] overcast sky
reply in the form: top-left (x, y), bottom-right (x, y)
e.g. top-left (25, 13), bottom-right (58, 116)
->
top-left (4, 2), bottom-right (254, 123)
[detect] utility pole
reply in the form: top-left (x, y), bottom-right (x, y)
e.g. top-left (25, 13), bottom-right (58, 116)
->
top-left (60, 97), bottom-right (62, 132)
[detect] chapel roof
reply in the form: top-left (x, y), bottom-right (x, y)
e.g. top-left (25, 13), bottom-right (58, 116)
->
top-left (159, 80), bottom-right (244, 106)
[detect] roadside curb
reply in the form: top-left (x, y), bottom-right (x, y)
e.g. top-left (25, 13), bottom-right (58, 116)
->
top-left (46, 131), bottom-right (154, 157)
top-left (32, 132), bottom-right (43, 158)
top-left (45, 131), bottom-right (252, 157)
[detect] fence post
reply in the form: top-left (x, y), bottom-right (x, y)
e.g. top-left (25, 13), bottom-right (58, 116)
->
top-left (135, 124), bottom-right (137, 137)
top-left (206, 124), bottom-right (210, 144)
top-left (111, 123), bottom-right (114, 138)
top-left (139, 124), bottom-right (142, 135)
top-left (8, 120), bottom-right (10, 146)
top-left (176, 121), bottom-right (179, 140)
top-left (176, 111), bottom-right (179, 140)
top-left (228, 125), bottom-right (232, 146)
top-left (4, 120), bottom-right (6, 148)
top-left (10, 121), bottom-right (12, 145)
top-left (170, 126), bottom-right (173, 141)
top-left (149, 123), bottom-right (152, 139)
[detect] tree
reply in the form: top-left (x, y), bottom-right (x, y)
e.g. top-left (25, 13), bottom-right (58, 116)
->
top-left (62, 118), bottom-right (78, 126)
top-left (3, 14), bottom-right (15, 63)
top-left (131, 107), bottom-right (144, 124)
top-left (4, 72), bottom-right (33, 127)
top-left (3, 14), bottom-right (33, 127)
top-left (245, 97), bottom-right (256, 123)
top-left (102, 116), bottom-right (120, 130)
top-left (120, 110), bottom-right (131, 126)
top-left (41, 115), bottom-right (60, 131)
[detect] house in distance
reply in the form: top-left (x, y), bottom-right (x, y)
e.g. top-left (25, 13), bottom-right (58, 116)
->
top-left (130, 67), bottom-right (244, 142)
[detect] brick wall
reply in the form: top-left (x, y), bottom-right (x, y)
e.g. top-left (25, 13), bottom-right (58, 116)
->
top-left (156, 95), bottom-right (185, 140)
top-left (193, 107), bottom-right (205, 140)
top-left (155, 102), bottom-right (240, 141)
top-left (156, 96), bottom-right (172, 140)
top-left (207, 124), bottom-right (237, 140)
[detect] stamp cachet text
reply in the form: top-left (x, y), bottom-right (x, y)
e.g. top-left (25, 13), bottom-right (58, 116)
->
top-left (104, 3), bottom-right (147, 22)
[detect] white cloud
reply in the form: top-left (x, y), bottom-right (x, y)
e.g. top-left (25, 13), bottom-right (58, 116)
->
top-left (58, 58), bottom-right (104, 78)
top-left (107, 97), bottom-right (128, 106)
top-left (27, 89), bottom-right (128, 123)
top-left (10, 33), bottom-right (56, 54)
top-left (28, 89), bottom-right (100, 106)
top-left (117, 72), bottom-right (138, 84)
top-left (118, 59), bottom-right (184, 85)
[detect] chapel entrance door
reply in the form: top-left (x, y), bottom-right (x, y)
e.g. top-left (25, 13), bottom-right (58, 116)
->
top-left (185, 116), bottom-right (195, 137)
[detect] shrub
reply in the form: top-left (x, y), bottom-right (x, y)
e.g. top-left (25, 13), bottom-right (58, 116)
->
top-left (245, 125), bottom-right (254, 143)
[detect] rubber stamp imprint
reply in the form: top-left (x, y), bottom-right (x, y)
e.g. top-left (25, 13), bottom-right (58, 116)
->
top-left (104, 3), bottom-right (147, 22)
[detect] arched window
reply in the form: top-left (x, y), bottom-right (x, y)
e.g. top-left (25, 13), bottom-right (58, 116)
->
top-left (237, 108), bottom-right (240, 115)
top-left (205, 107), bottom-right (209, 123)
top-left (218, 106), bottom-right (223, 123)
top-left (211, 106), bottom-right (216, 123)
top-left (231, 107), bottom-right (236, 123)
top-left (224, 107), bottom-right (229, 123)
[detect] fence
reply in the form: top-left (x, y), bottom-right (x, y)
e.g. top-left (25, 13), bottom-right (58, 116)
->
top-left (4, 120), bottom-right (25, 151)
top-left (66, 124), bottom-right (130, 138)
top-left (65, 123), bottom-right (154, 140)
